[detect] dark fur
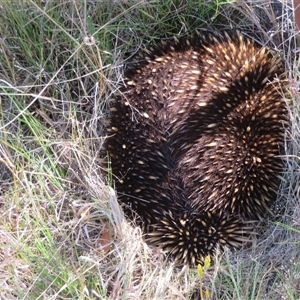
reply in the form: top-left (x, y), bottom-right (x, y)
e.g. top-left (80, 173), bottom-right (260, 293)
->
top-left (105, 31), bottom-right (287, 265)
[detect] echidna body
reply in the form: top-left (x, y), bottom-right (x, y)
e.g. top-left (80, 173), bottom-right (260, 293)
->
top-left (105, 31), bottom-right (287, 265)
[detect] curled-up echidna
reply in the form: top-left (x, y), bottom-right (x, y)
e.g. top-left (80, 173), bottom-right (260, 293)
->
top-left (105, 31), bottom-right (287, 266)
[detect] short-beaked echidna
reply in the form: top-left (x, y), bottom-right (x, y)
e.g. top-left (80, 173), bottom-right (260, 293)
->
top-left (105, 31), bottom-right (287, 265)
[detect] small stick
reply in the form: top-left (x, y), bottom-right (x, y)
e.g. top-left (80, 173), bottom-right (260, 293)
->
top-left (293, 0), bottom-right (300, 31)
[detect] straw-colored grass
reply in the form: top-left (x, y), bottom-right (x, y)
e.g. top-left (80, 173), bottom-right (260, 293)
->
top-left (0, 1), bottom-right (299, 299)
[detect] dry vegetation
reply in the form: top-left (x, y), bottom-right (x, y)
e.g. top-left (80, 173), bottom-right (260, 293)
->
top-left (0, 0), bottom-right (299, 299)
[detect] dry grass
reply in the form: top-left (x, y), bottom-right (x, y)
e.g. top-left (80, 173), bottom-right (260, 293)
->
top-left (0, 0), bottom-right (299, 299)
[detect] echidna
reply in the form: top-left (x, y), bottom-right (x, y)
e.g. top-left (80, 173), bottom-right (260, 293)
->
top-left (105, 31), bottom-right (287, 266)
